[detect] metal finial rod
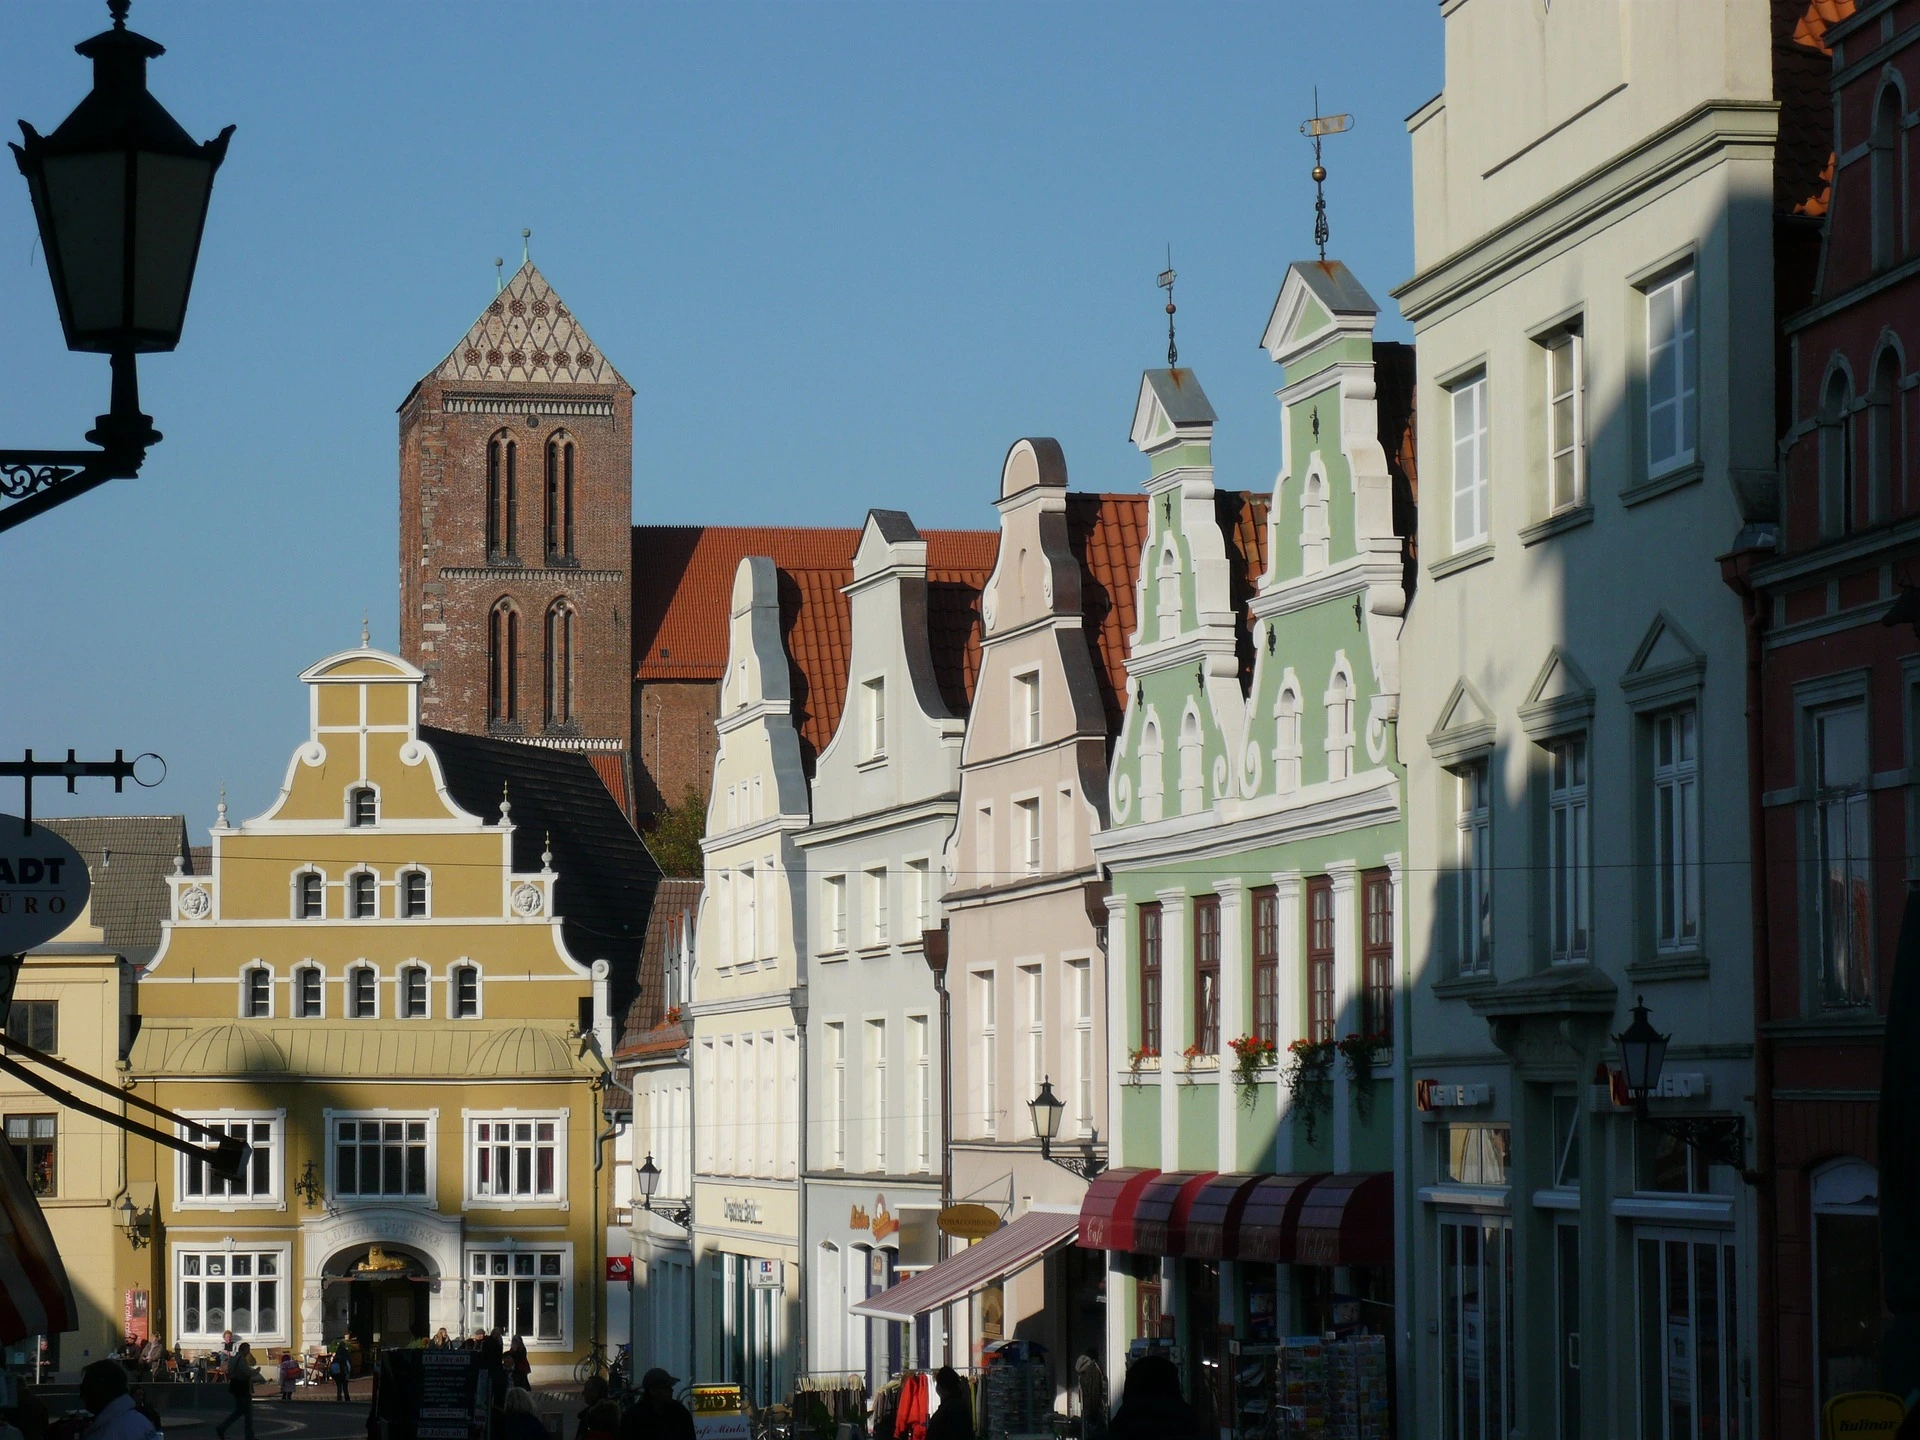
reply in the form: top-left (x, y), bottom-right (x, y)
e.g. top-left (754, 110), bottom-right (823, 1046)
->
top-left (1158, 247), bottom-right (1178, 369)
top-left (108, 0), bottom-right (130, 29)
top-left (1300, 89), bottom-right (1353, 264)
top-left (521, 228), bottom-right (531, 264)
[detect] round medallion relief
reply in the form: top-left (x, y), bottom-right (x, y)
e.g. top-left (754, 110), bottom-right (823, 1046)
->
top-left (511, 883), bottom-right (544, 917)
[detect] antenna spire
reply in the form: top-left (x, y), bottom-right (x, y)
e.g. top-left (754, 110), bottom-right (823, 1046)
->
top-left (494, 257), bottom-right (504, 293)
top-left (361, 610), bottom-right (370, 648)
top-left (1300, 89), bottom-right (1353, 263)
top-left (521, 228), bottom-right (531, 264)
top-left (1157, 248), bottom-right (1178, 369)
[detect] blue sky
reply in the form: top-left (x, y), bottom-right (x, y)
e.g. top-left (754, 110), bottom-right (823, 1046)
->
top-left (0, 1), bottom-right (1442, 838)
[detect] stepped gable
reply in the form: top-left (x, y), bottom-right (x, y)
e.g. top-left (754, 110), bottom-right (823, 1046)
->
top-left (632, 524), bottom-right (998, 769)
top-left (420, 724), bottom-right (659, 1021)
top-left (427, 261), bottom-right (628, 388)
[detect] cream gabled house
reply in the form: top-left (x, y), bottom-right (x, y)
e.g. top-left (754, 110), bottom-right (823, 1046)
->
top-left (129, 644), bottom-right (653, 1379)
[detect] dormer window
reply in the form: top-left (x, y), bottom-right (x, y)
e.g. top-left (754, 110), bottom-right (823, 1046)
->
top-left (296, 871), bottom-right (324, 920)
top-left (349, 788), bottom-right (377, 827)
top-left (400, 870), bottom-right (428, 919)
top-left (242, 966), bottom-right (271, 1019)
top-left (349, 872), bottom-right (378, 919)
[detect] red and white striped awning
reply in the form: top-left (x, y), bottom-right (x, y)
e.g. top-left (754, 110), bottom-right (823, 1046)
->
top-left (849, 1210), bottom-right (1077, 1322)
top-left (0, 1146), bottom-right (73, 1343)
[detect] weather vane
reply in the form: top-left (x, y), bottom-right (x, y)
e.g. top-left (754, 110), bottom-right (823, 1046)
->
top-left (1300, 88), bottom-right (1353, 263)
top-left (1158, 247), bottom-right (1177, 368)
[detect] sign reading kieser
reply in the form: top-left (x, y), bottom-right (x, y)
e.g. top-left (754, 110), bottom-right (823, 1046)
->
top-left (0, 820), bottom-right (88, 956)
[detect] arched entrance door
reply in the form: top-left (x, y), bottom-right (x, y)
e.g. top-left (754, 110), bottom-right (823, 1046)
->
top-left (323, 1244), bottom-right (434, 1364)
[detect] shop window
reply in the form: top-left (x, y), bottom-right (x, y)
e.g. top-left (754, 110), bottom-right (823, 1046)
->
top-left (468, 1250), bottom-right (566, 1346)
top-left (4, 1001), bottom-right (55, 1054)
top-left (4, 1116), bottom-right (55, 1196)
top-left (1361, 870), bottom-right (1393, 1045)
top-left (1440, 1124), bottom-right (1510, 1186)
top-left (1552, 1093), bottom-right (1581, 1189)
top-left (471, 1116), bottom-right (561, 1202)
top-left (1252, 887), bottom-right (1279, 1047)
top-left (1193, 895), bottom-right (1221, 1054)
top-left (1306, 878), bottom-right (1335, 1044)
top-left (334, 1117), bottom-right (428, 1199)
top-left (177, 1249), bottom-right (283, 1345)
top-left (1634, 1232), bottom-right (1738, 1440)
top-left (1556, 1222), bottom-right (1581, 1440)
top-left (1811, 1159), bottom-right (1884, 1409)
top-left (1438, 1215), bottom-right (1514, 1440)
top-left (183, 1116), bottom-right (277, 1203)
top-left (1634, 1124), bottom-right (1712, 1194)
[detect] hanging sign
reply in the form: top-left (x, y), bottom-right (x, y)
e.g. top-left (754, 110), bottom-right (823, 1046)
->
top-left (0, 819), bottom-right (87, 955)
top-left (1821, 1392), bottom-right (1904, 1439)
top-left (938, 1204), bottom-right (1002, 1241)
top-left (605, 1256), bottom-right (633, 1282)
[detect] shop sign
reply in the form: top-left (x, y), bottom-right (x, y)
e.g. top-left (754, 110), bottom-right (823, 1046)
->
top-left (938, 1203), bottom-right (1002, 1240)
top-left (605, 1257), bottom-right (633, 1282)
top-left (748, 1258), bottom-right (784, 1290)
top-left (690, 1385), bottom-right (750, 1440)
top-left (1414, 1080), bottom-right (1491, 1111)
top-left (0, 820), bottom-right (88, 956)
top-left (1821, 1392), bottom-right (1905, 1439)
top-left (123, 1289), bottom-right (148, 1344)
top-left (721, 1197), bottom-right (762, 1225)
top-left (849, 1194), bottom-right (899, 1242)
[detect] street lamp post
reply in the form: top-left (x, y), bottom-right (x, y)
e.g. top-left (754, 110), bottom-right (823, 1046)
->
top-left (1611, 995), bottom-right (1758, 1185)
top-left (636, 1153), bottom-right (692, 1232)
top-left (4, 0), bottom-right (233, 532)
top-left (1028, 1077), bottom-right (1103, 1181)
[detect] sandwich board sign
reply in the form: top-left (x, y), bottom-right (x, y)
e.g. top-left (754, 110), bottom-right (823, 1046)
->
top-left (691, 1384), bottom-right (750, 1440)
top-left (0, 820), bottom-right (87, 956)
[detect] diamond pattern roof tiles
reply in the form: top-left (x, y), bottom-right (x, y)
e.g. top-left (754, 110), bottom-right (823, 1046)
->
top-left (429, 262), bottom-right (628, 389)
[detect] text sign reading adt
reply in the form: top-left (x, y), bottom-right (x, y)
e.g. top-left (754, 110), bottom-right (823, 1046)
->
top-left (0, 819), bottom-right (88, 955)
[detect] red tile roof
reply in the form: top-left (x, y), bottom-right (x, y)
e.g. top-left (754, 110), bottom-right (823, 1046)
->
top-left (632, 525), bottom-right (998, 771)
top-left (587, 752), bottom-right (629, 814)
top-left (617, 875), bottom-right (701, 1054)
top-left (1775, 0), bottom-right (1857, 217)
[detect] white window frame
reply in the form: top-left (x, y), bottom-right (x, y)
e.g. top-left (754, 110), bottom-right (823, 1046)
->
top-left (1020, 962), bottom-right (1044, 1103)
top-left (1450, 371), bottom-right (1490, 550)
top-left (824, 875), bottom-right (847, 952)
top-left (240, 963), bottom-right (273, 1019)
top-left (908, 1013), bottom-right (931, 1173)
top-left (1069, 957), bottom-right (1093, 1137)
top-left (294, 869), bottom-right (324, 920)
top-left (1632, 1226), bottom-right (1740, 1440)
top-left (329, 1108), bottom-right (435, 1204)
top-left (1457, 760), bottom-right (1493, 977)
top-left (1546, 734), bottom-right (1591, 965)
top-left (866, 865), bottom-right (889, 947)
top-left (826, 1021), bottom-right (847, 1170)
top-left (1644, 267), bottom-right (1698, 478)
top-left (1437, 1214), bottom-right (1514, 1440)
top-left (399, 868), bottom-right (430, 919)
top-left (463, 1243), bottom-right (574, 1349)
top-left (176, 1111), bottom-right (283, 1211)
top-left (1273, 678), bottom-right (1303, 795)
top-left (293, 962), bottom-right (325, 1019)
top-left (465, 1109), bottom-right (568, 1208)
top-left (398, 962), bottom-right (430, 1019)
top-left (347, 963), bottom-right (380, 1019)
top-left (1015, 669), bottom-right (1042, 748)
top-left (347, 868), bottom-right (379, 920)
top-left (1545, 327), bottom-right (1585, 513)
top-left (1652, 708), bottom-right (1701, 954)
top-left (172, 1242), bottom-right (293, 1347)
top-left (863, 675), bottom-right (887, 761)
top-left (1324, 665), bottom-right (1355, 783)
top-left (1015, 795), bottom-right (1042, 874)
top-left (905, 857), bottom-right (931, 937)
top-left (347, 785), bottom-right (379, 828)
top-left (1806, 694), bottom-right (1875, 1009)
top-left (449, 960), bottom-right (483, 1019)
top-left (974, 969), bottom-right (998, 1140)
top-left (865, 1018), bottom-right (887, 1173)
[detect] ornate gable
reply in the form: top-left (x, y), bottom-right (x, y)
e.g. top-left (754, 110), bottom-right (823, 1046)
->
top-left (428, 262), bottom-right (627, 388)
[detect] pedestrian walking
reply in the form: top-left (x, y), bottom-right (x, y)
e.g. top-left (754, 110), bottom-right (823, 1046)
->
top-left (615, 1369), bottom-right (693, 1440)
top-left (1108, 1355), bottom-right (1204, 1440)
top-left (506, 1336), bottom-right (531, 1392)
top-left (214, 1342), bottom-right (259, 1440)
top-left (277, 1352), bottom-right (299, 1401)
top-left (330, 1341), bottom-right (352, 1404)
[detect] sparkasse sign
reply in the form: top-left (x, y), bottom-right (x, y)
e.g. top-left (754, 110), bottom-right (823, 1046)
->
top-left (0, 819), bottom-right (88, 954)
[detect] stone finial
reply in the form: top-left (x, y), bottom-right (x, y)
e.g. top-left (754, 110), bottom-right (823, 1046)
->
top-left (498, 782), bottom-right (512, 827)
top-left (216, 784), bottom-right (229, 830)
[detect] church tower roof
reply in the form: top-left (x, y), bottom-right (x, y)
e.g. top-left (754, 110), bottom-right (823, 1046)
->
top-left (425, 261), bottom-right (628, 390)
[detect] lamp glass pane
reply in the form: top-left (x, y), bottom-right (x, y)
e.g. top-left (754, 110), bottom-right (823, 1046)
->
top-left (41, 151), bottom-right (126, 335)
top-left (133, 150), bottom-right (211, 341)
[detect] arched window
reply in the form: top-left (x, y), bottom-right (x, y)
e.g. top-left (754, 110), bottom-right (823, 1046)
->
top-left (1821, 367), bottom-right (1856, 540)
top-left (1325, 667), bottom-right (1355, 782)
top-left (294, 964), bottom-right (323, 1018)
top-left (1300, 473), bottom-right (1330, 574)
top-left (1873, 83), bottom-right (1903, 271)
top-left (1870, 343), bottom-right (1901, 524)
top-left (242, 965), bottom-right (271, 1019)
top-left (1139, 717), bottom-right (1165, 822)
top-left (1156, 536), bottom-right (1181, 641)
top-left (545, 434), bottom-right (575, 561)
top-left (349, 870), bottom-right (377, 919)
top-left (348, 787), bottom-right (376, 828)
top-left (399, 964), bottom-right (429, 1019)
top-left (544, 599), bottom-right (575, 730)
top-left (452, 964), bottom-right (480, 1018)
top-left (487, 431), bottom-right (518, 559)
top-left (348, 965), bottom-right (378, 1019)
top-left (294, 870), bottom-right (324, 920)
top-left (399, 869), bottom-right (429, 919)
top-left (1274, 683), bottom-right (1303, 794)
top-left (1178, 708), bottom-right (1205, 814)
top-left (488, 599), bottom-right (519, 724)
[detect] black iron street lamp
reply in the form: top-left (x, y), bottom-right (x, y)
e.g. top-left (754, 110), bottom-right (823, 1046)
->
top-left (3, 0), bottom-right (233, 532)
top-left (1029, 1076), bottom-right (1104, 1180)
top-left (636, 1152), bottom-right (692, 1231)
top-left (1612, 995), bottom-right (1758, 1185)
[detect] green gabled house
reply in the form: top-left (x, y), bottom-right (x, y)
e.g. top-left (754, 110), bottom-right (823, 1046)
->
top-left (1085, 260), bottom-right (1415, 1423)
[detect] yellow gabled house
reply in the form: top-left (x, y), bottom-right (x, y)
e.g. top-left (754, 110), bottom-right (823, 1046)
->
top-left (127, 644), bottom-right (656, 1379)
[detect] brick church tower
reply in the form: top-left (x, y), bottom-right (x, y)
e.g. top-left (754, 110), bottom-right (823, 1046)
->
top-left (398, 263), bottom-right (634, 797)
